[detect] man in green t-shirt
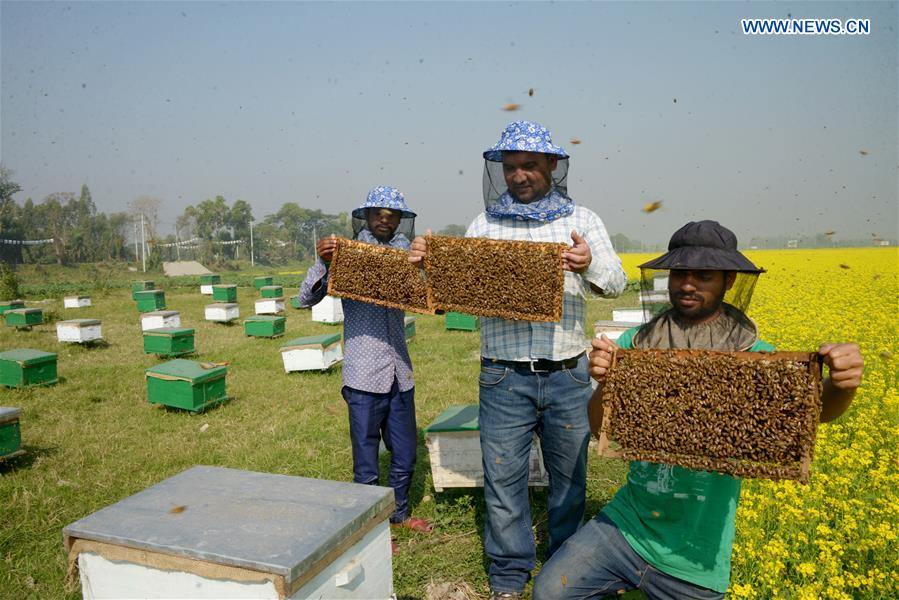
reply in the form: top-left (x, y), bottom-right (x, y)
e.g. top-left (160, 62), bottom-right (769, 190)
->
top-left (533, 221), bottom-right (864, 600)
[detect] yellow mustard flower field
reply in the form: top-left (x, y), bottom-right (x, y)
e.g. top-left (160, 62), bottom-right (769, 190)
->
top-left (622, 248), bottom-right (898, 598)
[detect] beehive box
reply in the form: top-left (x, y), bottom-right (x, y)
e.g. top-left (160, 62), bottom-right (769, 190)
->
top-left (0, 299), bottom-right (25, 315)
top-left (255, 297), bottom-right (285, 315)
top-left (131, 280), bottom-right (155, 300)
top-left (652, 274), bottom-right (669, 291)
top-left (327, 238), bottom-right (430, 313)
top-left (311, 295), bottom-right (344, 324)
top-left (289, 295), bottom-right (302, 309)
top-left (260, 285), bottom-right (283, 299)
top-left (404, 316), bottom-right (416, 341)
top-left (211, 284), bottom-right (237, 303)
top-left (281, 333), bottom-right (343, 372)
top-left (135, 290), bottom-right (166, 313)
top-left (598, 349), bottom-right (824, 482)
top-left (244, 315), bottom-right (286, 338)
top-left (205, 303), bottom-right (239, 323)
top-left (638, 290), bottom-right (669, 304)
top-left (0, 349), bottom-right (58, 388)
top-left (200, 274), bottom-right (221, 295)
top-left (594, 320), bottom-right (641, 342)
top-left (5, 308), bottom-right (43, 328)
top-left (145, 359), bottom-right (227, 412)
top-left (612, 307), bottom-right (648, 324)
top-left (63, 466), bottom-right (395, 600)
top-left (64, 295), bottom-right (92, 309)
top-left (141, 310), bottom-right (181, 332)
top-left (424, 235), bottom-right (566, 321)
top-left (57, 319), bottom-right (103, 344)
top-left (143, 328), bottom-right (195, 357)
top-left (425, 405), bottom-right (548, 493)
top-left (254, 276), bottom-right (274, 289)
top-left (0, 407), bottom-right (25, 461)
top-left (445, 311), bottom-right (478, 331)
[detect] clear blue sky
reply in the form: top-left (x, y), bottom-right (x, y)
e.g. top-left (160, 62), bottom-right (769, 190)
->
top-left (2, 1), bottom-right (896, 245)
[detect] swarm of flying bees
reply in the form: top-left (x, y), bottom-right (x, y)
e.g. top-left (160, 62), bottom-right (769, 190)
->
top-left (642, 201), bottom-right (663, 213)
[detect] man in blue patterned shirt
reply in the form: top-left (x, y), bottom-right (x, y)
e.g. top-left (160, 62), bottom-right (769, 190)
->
top-left (411, 121), bottom-right (627, 598)
top-left (300, 186), bottom-right (432, 541)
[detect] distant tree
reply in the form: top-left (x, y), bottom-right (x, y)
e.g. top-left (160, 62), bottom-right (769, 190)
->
top-left (437, 223), bottom-right (467, 237)
top-left (0, 165), bottom-right (24, 263)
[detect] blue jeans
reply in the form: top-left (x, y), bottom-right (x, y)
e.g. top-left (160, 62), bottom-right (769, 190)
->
top-left (342, 381), bottom-right (417, 523)
top-left (479, 355), bottom-right (592, 593)
top-left (533, 514), bottom-right (725, 600)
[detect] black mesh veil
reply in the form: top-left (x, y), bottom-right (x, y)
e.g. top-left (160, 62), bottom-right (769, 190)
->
top-left (351, 209), bottom-right (416, 241)
top-left (639, 268), bottom-right (761, 321)
top-left (482, 157), bottom-right (570, 210)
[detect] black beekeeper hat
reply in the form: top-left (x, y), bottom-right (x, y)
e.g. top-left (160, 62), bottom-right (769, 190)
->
top-left (639, 220), bottom-right (765, 273)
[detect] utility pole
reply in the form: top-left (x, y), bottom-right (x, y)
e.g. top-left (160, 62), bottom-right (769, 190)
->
top-left (250, 219), bottom-right (255, 268)
top-left (140, 213), bottom-right (147, 273)
top-left (175, 234), bottom-right (181, 261)
top-left (133, 217), bottom-right (139, 263)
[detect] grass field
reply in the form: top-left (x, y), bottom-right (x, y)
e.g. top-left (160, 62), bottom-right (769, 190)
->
top-left (1, 248), bottom-right (896, 599)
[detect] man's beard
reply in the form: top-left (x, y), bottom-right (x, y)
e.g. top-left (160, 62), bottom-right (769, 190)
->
top-left (670, 287), bottom-right (727, 323)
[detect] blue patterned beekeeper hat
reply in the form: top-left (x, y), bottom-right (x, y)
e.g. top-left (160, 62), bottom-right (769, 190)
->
top-left (351, 186), bottom-right (416, 240)
top-left (483, 120), bottom-right (569, 162)
top-left (482, 120), bottom-right (571, 211)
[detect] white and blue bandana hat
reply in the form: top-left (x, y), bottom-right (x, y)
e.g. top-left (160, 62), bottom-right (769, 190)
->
top-left (482, 120), bottom-right (573, 222)
top-left (351, 185), bottom-right (416, 242)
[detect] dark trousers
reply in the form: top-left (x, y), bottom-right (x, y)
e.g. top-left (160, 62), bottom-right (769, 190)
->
top-left (342, 381), bottom-right (417, 523)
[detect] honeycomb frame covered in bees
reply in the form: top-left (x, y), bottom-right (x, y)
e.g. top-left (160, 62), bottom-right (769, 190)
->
top-left (598, 349), bottom-right (824, 483)
top-left (424, 235), bottom-right (566, 322)
top-left (327, 238), bottom-right (430, 314)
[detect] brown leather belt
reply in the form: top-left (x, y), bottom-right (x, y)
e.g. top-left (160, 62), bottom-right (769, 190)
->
top-left (486, 352), bottom-right (585, 373)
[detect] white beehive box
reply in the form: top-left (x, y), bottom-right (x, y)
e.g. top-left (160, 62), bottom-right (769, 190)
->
top-left (593, 320), bottom-right (642, 342)
top-left (141, 311), bottom-right (181, 332)
top-left (639, 290), bottom-right (669, 304)
top-left (200, 284), bottom-right (214, 295)
top-left (63, 466), bottom-right (395, 600)
top-left (205, 303), bottom-right (239, 323)
top-left (424, 405), bottom-right (548, 493)
top-left (311, 296), bottom-right (343, 324)
top-left (57, 319), bottom-right (103, 344)
top-left (64, 296), bottom-right (92, 309)
top-left (281, 333), bottom-right (343, 372)
top-left (255, 297), bottom-right (285, 315)
top-left (612, 307), bottom-right (648, 324)
top-left (652, 274), bottom-right (669, 291)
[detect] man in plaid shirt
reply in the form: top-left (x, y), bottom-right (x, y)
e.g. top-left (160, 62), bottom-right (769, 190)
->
top-left (411, 121), bottom-right (626, 598)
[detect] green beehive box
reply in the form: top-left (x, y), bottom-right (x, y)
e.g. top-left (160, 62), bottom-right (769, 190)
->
top-left (200, 274), bottom-right (221, 285)
top-left (254, 276), bottom-right (273, 289)
top-left (131, 280), bottom-right (155, 300)
top-left (0, 407), bottom-right (24, 460)
top-left (5, 308), bottom-right (43, 328)
top-left (289, 296), bottom-right (302, 309)
top-left (0, 299), bottom-right (25, 315)
top-left (212, 284), bottom-right (237, 303)
top-left (0, 349), bottom-right (58, 388)
top-left (244, 315), bottom-right (286, 338)
top-left (260, 285), bottom-right (283, 299)
top-left (145, 359), bottom-right (227, 412)
top-left (135, 290), bottom-right (166, 312)
top-left (405, 316), bottom-right (416, 341)
top-left (143, 327), bottom-right (195, 357)
top-left (445, 312), bottom-right (479, 331)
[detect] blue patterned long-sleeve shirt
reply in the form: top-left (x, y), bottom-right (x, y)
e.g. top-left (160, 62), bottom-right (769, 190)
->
top-left (298, 231), bottom-right (414, 394)
top-left (466, 205), bottom-right (627, 361)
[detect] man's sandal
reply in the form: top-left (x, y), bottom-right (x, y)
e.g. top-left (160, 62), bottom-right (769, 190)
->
top-left (390, 517), bottom-right (433, 533)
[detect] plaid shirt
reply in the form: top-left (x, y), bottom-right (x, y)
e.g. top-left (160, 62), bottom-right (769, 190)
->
top-left (466, 205), bottom-right (626, 361)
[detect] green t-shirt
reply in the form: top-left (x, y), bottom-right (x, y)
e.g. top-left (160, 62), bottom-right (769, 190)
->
top-left (602, 327), bottom-right (775, 593)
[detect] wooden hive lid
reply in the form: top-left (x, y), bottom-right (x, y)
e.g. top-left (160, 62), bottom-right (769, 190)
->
top-left (7, 308), bottom-right (42, 315)
top-left (281, 332), bottom-right (341, 350)
top-left (212, 283), bottom-right (237, 289)
top-left (0, 406), bottom-right (22, 425)
top-left (245, 315), bottom-right (285, 323)
top-left (134, 289), bottom-right (164, 297)
top-left (0, 299), bottom-right (24, 306)
top-left (59, 318), bottom-right (102, 326)
top-left (143, 327), bottom-right (194, 337)
top-left (62, 466), bottom-right (394, 592)
top-left (260, 285), bottom-right (282, 291)
top-left (425, 404), bottom-right (480, 432)
top-left (145, 359), bottom-right (226, 384)
top-left (64, 295), bottom-right (90, 300)
top-left (206, 302), bottom-right (239, 309)
top-left (0, 348), bottom-right (57, 365)
top-left (143, 310), bottom-right (179, 318)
